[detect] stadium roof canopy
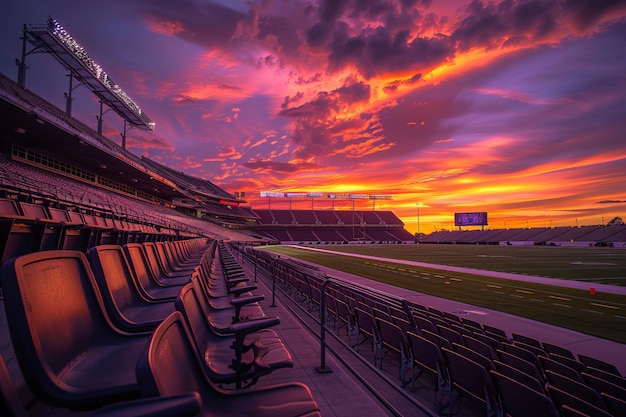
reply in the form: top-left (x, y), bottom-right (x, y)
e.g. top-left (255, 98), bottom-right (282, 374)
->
top-left (21, 17), bottom-right (155, 131)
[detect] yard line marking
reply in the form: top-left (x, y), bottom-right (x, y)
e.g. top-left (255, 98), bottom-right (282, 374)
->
top-left (581, 309), bottom-right (603, 315)
top-left (530, 298), bottom-right (545, 303)
top-left (487, 284), bottom-right (502, 289)
top-left (615, 315), bottom-right (626, 320)
top-left (510, 294), bottom-right (524, 299)
top-left (549, 295), bottom-right (571, 302)
top-left (590, 302), bottom-right (619, 310)
top-left (553, 303), bottom-right (572, 308)
top-left (435, 275), bottom-right (446, 279)
top-left (449, 277), bottom-right (462, 282)
top-left (492, 291), bottom-right (505, 295)
top-left (422, 272), bottom-right (431, 276)
top-left (516, 289), bottom-right (534, 295)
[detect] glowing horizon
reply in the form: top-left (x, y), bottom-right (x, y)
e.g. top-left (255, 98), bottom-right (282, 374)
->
top-left (2, 1), bottom-right (625, 234)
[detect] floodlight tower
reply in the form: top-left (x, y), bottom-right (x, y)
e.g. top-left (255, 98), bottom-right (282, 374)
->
top-left (416, 202), bottom-right (421, 236)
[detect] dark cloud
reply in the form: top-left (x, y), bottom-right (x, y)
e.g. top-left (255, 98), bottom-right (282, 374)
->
top-left (564, 0), bottom-right (626, 31)
top-left (279, 80), bottom-right (372, 159)
top-left (328, 27), bottom-right (454, 78)
top-left (242, 159), bottom-right (320, 173)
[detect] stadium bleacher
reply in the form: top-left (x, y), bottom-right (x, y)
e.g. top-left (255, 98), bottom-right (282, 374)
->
top-left (2, 66), bottom-right (626, 417)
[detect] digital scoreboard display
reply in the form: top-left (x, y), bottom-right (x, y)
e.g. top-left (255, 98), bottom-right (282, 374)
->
top-left (454, 212), bottom-right (488, 226)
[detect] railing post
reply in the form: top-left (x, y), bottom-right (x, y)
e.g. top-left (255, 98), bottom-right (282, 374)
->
top-left (270, 255), bottom-right (278, 307)
top-left (316, 278), bottom-right (333, 374)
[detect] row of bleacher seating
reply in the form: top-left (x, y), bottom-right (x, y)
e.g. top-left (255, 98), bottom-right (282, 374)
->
top-left (253, 209), bottom-right (402, 226)
top-left (240, 244), bottom-right (626, 417)
top-left (0, 196), bottom-right (188, 265)
top-left (420, 225), bottom-right (626, 246)
top-left (254, 226), bottom-right (416, 244)
top-left (0, 155), bottom-right (238, 240)
top-left (0, 239), bottom-right (320, 416)
top-left (250, 209), bottom-right (416, 244)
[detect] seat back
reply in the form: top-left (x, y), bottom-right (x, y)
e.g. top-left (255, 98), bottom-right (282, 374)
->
top-left (547, 385), bottom-right (613, 417)
top-left (136, 311), bottom-right (207, 398)
top-left (491, 370), bottom-right (559, 417)
top-left (0, 250), bottom-right (116, 405)
top-left (90, 244), bottom-right (146, 312)
top-left (441, 347), bottom-right (496, 410)
top-left (578, 354), bottom-right (621, 376)
top-left (123, 243), bottom-right (161, 292)
top-left (407, 331), bottom-right (441, 376)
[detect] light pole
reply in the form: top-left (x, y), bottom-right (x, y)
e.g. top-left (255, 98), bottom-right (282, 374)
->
top-left (416, 203), bottom-right (421, 236)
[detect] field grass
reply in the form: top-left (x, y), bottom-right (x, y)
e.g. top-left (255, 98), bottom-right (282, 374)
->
top-left (260, 244), bottom-right (626, 343)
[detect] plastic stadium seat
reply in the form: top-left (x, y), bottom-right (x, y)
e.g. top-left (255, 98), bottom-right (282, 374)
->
top-left (495, 350), bottom-right (545, 383)
top-left (490, 370), bottom-right (559, 417)
top-left (374, 317), bottom-right (411, 383)
top-left (0, 250), bottom-right (150, 409)
top-left (542, 342), bottom-right (575, 359)
top-left (462, 335), bottom-right (496, 360)
top-left (441, 348), bottom-right (498, 416)
top-left (544, 370), bottom-right (606, 410)
top-left (6, 336), bottom-right (196, 416)
top-left (578, 354), bottom-right (622, 377)
top-left (546, 385), bottom-right (613, 417)
top-left (583, 366), bottom-right (626, 388)
top-left (493, 360), bottom-right (546, 394)
top-left (600, 392), bottom-right (626, 416)
top-left (143, 242), bottom-right (194, 281)
top-left (582, 371), bottom-right (626, 399)
top-left (539, 355), bottom-right (583, 383)
top-left (123, 243), bottom-right (184, 300)
top-left (406, 332), bottom-right (448, 413)
top-left (89, 244), bottom-right (175, 332)
top-left (175, 282), bottom-right (293, 389)
top-left (136, 311), bottom-right (321, 417)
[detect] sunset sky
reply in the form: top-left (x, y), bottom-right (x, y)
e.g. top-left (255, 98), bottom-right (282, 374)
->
top-left (2, 0), bottom-right (626, 234)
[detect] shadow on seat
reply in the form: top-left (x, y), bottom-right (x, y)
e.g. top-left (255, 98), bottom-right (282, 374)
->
top-left (1, 250), bottom-right (150, 409)
top-left (136, 311), bottom-right (321, 417)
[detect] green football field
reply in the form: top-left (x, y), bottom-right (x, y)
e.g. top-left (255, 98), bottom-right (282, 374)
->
top-left (259, 244), bottom-right (626, 343)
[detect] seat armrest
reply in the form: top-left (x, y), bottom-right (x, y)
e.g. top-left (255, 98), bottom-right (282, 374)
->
top-left (228, 284), bottom-right (257, 296)
top-left (230, 295), bottom-right (264, 308)
top-left (231, 295), bottom-right (265, 322)
top-left (231, 317), bottom-right (280, 339)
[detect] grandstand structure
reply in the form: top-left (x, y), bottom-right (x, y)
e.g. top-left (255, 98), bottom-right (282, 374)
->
top-left (421, 225), bottom-right (626, 247)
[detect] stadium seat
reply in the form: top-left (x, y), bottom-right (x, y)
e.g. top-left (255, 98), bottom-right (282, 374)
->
top-left (142, 242), bottom-right (193, 283)
top-left (600, 392), bottom-right (626, 416)
top-left (406, 331), bottom-right (448, 413)
top-left (493, 360), bottom-right (546, 394)
top-left (175, 283), bottom-right (292, 389)
top-left (0, 250), bottom-right (149, 409)
top-left (136, 311), bottom-right (321, 417)
top-left (544, 370), bottom-right (606, 410)
top-left (441, 347), bottom-right (499, 417)
top-left (578, 354), bottom-right (622, 377)
top-left (374, 317), bottom-right (411, 384)
top-left (123, 243), bottom-right (184, 300)
top-left (546, 385), bottom-right (613, 417)
top-left (490, 370), bottom-right (559, 417)
top-left (89, 244), bottom-right (175, 332)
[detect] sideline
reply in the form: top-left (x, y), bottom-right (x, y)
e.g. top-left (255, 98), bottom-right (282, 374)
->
top-left (288, 245), bottom-right (626, 296)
